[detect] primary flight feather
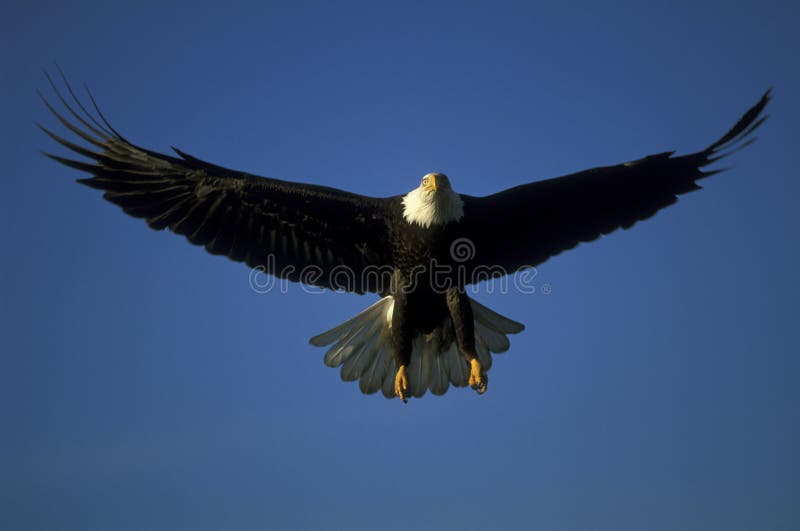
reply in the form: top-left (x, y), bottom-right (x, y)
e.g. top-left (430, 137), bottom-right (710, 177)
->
top-left (40, 70), bottom-right (770, 402)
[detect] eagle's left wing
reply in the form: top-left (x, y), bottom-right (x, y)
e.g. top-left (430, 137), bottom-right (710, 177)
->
top-left (459, 90), bottom-right (770, 278)
top-left (39, 72), bottom-right (394, 294)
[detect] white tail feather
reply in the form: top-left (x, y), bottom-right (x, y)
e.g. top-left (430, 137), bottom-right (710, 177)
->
top-left (427, 344), bottom-right (450, 395)
top-left (475, 321), bottom-right (511, 353)
top-left (471, 298), bottom-right (525, 334)
top-left (341, 318), bottom-right (383, 381)
top-left (445, 342), bottom-right (469, 387)
top-left (310, 297), bottom-right (391, 347)
top-left (309, 296), bottom-right (525, 398)
top-left (408, 336), bottom-right (427, 398)
top-left (361, 344), bottom-right (389, 394)
top-left (381, 358), bottom-right (397, 398)
top-left (475, 335), bottom-right (492, 370)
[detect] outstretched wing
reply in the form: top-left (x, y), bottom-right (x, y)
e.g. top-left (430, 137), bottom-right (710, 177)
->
top-left (460, 90), bottom-right (771, 276)
top-left (39, 71), bottom-right (393, 294)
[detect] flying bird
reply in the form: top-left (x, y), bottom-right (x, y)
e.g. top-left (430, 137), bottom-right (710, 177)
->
top-left (40, 71), bottom-right (770, 402)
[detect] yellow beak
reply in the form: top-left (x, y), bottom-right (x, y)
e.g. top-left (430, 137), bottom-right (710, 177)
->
top-left (423, 174), bottom-right (438, 192)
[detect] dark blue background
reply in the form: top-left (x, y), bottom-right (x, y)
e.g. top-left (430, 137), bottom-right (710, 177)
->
top-left (3, 1), bottom-right (798, 530)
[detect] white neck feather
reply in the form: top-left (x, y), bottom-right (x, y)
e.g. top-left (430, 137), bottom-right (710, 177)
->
top-left (402, 187), bottom-right (464, 228)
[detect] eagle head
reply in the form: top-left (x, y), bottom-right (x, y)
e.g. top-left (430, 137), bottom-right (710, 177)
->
top-left (402, 172), bottom-right (464, 228)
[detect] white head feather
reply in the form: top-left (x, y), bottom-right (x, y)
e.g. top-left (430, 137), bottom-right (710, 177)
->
top-left (402, 173), bottom-right (464, 228)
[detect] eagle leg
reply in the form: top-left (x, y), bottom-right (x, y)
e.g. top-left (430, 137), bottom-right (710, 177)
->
top-left (446, 288), bottom-right (488, 395)
top-left (469, 358), bottom-right (488, 394)
top-left (394, 364), bottom-right (409, 403)
top-left (389, 285), bottom-right (413, 403)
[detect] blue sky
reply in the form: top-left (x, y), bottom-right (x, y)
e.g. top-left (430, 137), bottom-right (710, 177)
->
top-left (2, 1), bottom-right (798, 530)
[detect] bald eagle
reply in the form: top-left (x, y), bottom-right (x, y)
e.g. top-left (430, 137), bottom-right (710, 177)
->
top-left (40, 71), bottom-right (770, 402)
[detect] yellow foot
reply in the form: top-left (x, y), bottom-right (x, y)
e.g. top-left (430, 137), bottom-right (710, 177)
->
top-left (395, 364), bottom-right (409, 403)
top-left (469, 358), bottom-right (488, 395)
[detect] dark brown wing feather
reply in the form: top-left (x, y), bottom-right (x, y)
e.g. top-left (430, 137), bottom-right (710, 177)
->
top-left (460, 90), bottom-right (771, 276)
top-left (40, 71), bottom-right (393, 294)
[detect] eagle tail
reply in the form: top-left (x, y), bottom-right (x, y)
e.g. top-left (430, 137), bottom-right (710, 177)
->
top-left (309, 296), bottom-right (525, 399)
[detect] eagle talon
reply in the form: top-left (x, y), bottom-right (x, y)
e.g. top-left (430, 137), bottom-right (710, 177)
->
top-left (395, 364), bottom-right (409, 403)
top-left (469, 358), bottom-right (488, 395)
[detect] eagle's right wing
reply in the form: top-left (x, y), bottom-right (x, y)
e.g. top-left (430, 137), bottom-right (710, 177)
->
top-left (40, 72), bottom-right (394, 294)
